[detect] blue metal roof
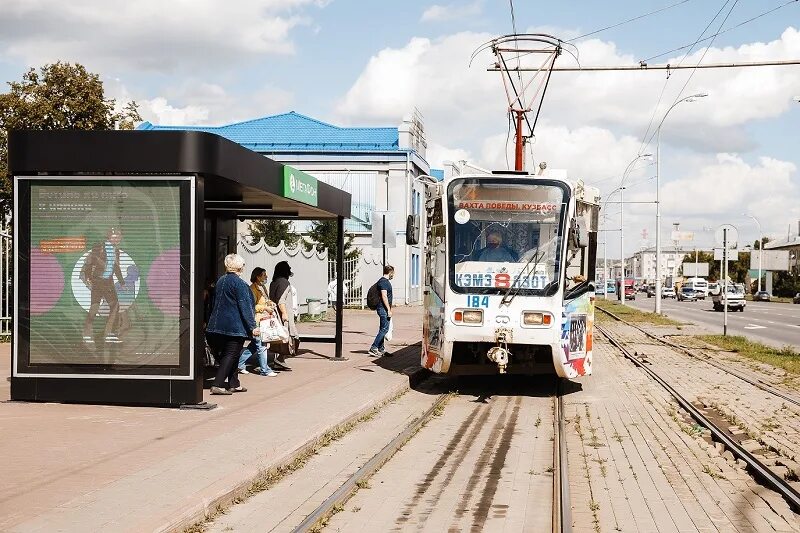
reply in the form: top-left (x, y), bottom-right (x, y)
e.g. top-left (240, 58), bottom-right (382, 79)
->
top-left (430, 168), bottom-right (444, 181)
top-left (137, 111), bottom-right (400, 152)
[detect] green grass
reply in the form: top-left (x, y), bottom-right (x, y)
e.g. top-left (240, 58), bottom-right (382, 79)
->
top-left (698, 335), bottom-right (800, 376)
top-left (595, 299), bottom-right (682, 326)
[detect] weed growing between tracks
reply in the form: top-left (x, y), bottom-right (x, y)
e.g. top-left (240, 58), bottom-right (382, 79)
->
top-left (699, 335), bottom-right (800, 376)
top-left (183, 388), bottom-right (410, 533)
top-left (596, 300), bottom-right (681, 326)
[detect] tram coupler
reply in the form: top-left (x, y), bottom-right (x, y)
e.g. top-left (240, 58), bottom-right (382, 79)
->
top-left (488, 328), bottom-right (513, 374)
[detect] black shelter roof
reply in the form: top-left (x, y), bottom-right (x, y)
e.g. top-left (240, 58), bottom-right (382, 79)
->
top-left (8, 130), bottom-right (351, 219)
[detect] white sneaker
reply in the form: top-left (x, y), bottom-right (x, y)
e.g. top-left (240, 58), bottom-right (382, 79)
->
top-left (238, 368), bottom-right (250, 374)
top-left (261, 371), bottom-right (278, 377)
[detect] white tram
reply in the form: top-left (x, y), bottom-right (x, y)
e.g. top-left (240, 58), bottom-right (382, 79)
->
top-left (410, 171), bottom-right (600, 378)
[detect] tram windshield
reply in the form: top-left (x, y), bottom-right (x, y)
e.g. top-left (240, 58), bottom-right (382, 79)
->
top-left (447, 178), bottom-right (568, 295)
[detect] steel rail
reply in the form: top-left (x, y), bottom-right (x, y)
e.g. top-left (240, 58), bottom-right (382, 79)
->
top-left (597, 324), bottom-right (800, 512)
top-left (291, 393), bottom-right (450, 533)
top-left (596, 306), bottom-right (800, 408)
top-left (553, 379), bottom-right (572, 533)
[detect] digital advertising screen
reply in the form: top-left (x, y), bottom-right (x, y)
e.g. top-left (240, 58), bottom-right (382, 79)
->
top-left (15, 177), bottom-right (193, 377)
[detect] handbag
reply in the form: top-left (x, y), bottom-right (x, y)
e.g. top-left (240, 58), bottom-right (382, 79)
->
top-left (260, 316), bottom-right (290, 344)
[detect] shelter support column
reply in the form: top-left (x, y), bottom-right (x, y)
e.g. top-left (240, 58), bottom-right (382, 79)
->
top-left (333, 216), bottom-right (346, 361)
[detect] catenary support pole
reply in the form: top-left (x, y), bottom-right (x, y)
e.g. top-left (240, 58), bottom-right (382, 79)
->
top-left (723, 228), bottom-right (728, 337)
top-left (655, 129), bottom-right (662, 314)
top-left (514, 110), bottom-right (525, 171)
top-left (333, 216), bottom-right (346, 361)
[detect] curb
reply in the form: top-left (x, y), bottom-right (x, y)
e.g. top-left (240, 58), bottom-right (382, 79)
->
top-left (159, 366), bottom-right (429, 533)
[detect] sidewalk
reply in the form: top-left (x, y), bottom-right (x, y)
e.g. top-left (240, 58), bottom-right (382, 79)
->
top-left (0, 307), bottom-right (425, 533)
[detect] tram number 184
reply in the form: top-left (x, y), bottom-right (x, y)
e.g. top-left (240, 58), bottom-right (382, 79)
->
top-left (467, 295), bottom-right (490, 308)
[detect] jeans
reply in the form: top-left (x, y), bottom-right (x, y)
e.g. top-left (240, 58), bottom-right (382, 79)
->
top-left (238, 337), bottom-right (272, 373)
top-left (208, 332), bottom-right (244, 389)
top-left (370, 308), bottom-right (390, 352)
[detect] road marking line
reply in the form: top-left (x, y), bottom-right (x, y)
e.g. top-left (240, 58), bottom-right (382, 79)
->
top-left (744, 324), bottom-right (767, 330)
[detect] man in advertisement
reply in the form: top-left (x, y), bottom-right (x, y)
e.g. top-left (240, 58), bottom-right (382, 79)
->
top-left (81, 226), bottom-right (125, 343)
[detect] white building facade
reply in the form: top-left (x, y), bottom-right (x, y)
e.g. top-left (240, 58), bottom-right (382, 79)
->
top-left (140, 111), bottom-right (431, 305)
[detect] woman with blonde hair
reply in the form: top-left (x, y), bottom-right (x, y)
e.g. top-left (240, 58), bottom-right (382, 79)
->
top-left (237, 267), bottom-right (279, 376)
top-left (206, 254), bottom-right (260, 395)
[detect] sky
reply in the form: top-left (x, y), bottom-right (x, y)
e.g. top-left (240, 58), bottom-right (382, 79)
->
top-left (1, 0), bottom-right (799, 259)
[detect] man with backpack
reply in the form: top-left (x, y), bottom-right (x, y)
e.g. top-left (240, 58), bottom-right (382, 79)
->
top-left (367, 265), bottom-right (394, 356)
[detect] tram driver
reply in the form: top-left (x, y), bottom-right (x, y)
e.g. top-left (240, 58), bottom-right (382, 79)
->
top-left (476, 230), bottom-right (519, 262)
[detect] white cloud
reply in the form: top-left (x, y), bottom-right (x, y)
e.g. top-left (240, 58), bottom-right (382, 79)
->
top-left (421, 1), bottom-right (482, 23)
top-left (336, 27), bottom-right (800, 155)
top-left (0, 0), bottom-right (324, 74)
top-left (335, 28), bottom-right (800, 252)
top-left (140, 97), bottom-right (210, 125)
top-left (106, 79), bottom-right (295, 126)
top-left (622, 153), bottom-right (800, 252)
top-left (426, 142), bottom-right (472, 169)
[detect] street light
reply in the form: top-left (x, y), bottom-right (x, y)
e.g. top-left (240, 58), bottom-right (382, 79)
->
top-left (655, 92), bottom-right (708, 314)
top-left (744, 213), bottom-right (763, 293)
top-left (619, 153), bottom-right (653, 306)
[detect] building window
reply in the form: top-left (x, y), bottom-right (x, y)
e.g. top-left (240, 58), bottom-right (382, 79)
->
top-left (411, 253), bottom-right (420, 288)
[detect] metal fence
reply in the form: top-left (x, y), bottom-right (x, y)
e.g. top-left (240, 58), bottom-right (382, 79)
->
top-left (328, 254), bottom-right (383, 309)
top-left (1, 222), bottom-right (11, 336)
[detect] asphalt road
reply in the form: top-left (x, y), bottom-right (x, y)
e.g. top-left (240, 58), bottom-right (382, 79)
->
top-left (617, 294), bottom-right (800, 349)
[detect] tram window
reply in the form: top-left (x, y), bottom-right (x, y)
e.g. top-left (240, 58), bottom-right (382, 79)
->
top-left (447, 179), bottom-right (568, 294)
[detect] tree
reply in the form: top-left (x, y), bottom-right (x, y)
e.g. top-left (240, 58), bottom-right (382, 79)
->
top-left (682, 251), bottom-right (719, 280)
top-left (246, 219), bottom-right (300, 247)
top-left (0, 62), bottom-right (141, 210)
top-left (303, 220), bottom-right (361, 260)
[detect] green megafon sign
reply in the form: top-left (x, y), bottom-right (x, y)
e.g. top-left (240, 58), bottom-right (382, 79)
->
top-left (283, 166), bottom-right (318, 206)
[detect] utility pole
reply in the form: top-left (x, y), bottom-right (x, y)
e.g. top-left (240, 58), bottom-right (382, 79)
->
top-left (723, 228), bottom-right (729, 336)
top-left (514, 110), bottom-right (525, 171)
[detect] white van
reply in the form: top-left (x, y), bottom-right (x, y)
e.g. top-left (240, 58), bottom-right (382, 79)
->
top-left (683, 277), bottom-right (708, 299)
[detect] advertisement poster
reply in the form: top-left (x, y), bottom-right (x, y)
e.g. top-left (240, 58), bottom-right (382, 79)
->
top-left (26, 180), bottom-right (184, 369)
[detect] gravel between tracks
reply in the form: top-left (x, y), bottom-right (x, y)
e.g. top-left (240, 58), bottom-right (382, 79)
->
top-left (565, 334), bottom-right (799, 532)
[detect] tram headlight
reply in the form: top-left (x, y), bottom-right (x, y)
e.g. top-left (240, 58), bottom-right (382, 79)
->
top-left (522, 312), bottom-right (552, 326)
top-left (453, 309), bottom-right (483, 325)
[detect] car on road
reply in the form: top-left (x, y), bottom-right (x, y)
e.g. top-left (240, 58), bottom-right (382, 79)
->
top-left (678, 287), bottom-right (699, 301)
top-left (753, 291), bottom-right (771, 302)
top-left (712, 285), bottom-right (746, 312)
top-left (624, 286), bottom-right (636, 300)
top-left (647, 284), bottom-right (656, 298)
top-left (794, 293), bottom-right (800, 304)
top-left (661, 287), bottom-right (676, 299)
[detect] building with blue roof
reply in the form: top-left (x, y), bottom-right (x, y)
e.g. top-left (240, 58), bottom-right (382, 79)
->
top-left (139, 110), bottom-right (430, 305)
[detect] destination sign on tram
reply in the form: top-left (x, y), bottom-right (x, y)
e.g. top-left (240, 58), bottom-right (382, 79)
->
top-left (456, 201), bottom-right (558, 213)
top-left (455, 271), bottom-right (549, 289)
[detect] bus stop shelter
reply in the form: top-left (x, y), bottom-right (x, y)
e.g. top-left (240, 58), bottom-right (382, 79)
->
top-left (9, 130), bottom-right (351, 406)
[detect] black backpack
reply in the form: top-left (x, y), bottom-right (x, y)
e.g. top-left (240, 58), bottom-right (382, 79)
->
top-left (366, 282), bottom-right (381, 310)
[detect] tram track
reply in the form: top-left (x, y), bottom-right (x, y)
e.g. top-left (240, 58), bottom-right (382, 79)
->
top-left (596, 322), bottom-right (800, 513)
top-left (293, 378), bottom-right (572, 532)
top-left (597, 306), bottom-right (800, 408)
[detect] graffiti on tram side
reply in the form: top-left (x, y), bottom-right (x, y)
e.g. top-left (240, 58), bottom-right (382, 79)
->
top-left (560, 292), bottom-right (594, 378)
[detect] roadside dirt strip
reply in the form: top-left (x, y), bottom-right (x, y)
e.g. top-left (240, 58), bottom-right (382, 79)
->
top-left (604, 321), bottom-right (800, 482)
top-left (324, 385), bottom-right (555, 532)
top-left (576, 331), bottom-right (799, 532)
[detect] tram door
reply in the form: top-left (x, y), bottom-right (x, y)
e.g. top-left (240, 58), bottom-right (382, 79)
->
top-left (422, 197), bottom-right (446, 371)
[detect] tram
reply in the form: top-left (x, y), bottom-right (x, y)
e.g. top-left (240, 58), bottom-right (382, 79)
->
top-left (410, 170), bottom-right (600, 378)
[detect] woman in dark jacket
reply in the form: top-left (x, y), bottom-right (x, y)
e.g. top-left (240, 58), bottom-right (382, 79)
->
top-left (206, 254), bottom-right (259, 395)
top-left (269, 261), bottom-right (296, 369)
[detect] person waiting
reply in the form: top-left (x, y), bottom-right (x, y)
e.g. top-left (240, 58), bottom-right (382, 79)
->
top-left (237, 267), bottom-right (278, 377)
top-left (476, 230), bottom-right (519, 262)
